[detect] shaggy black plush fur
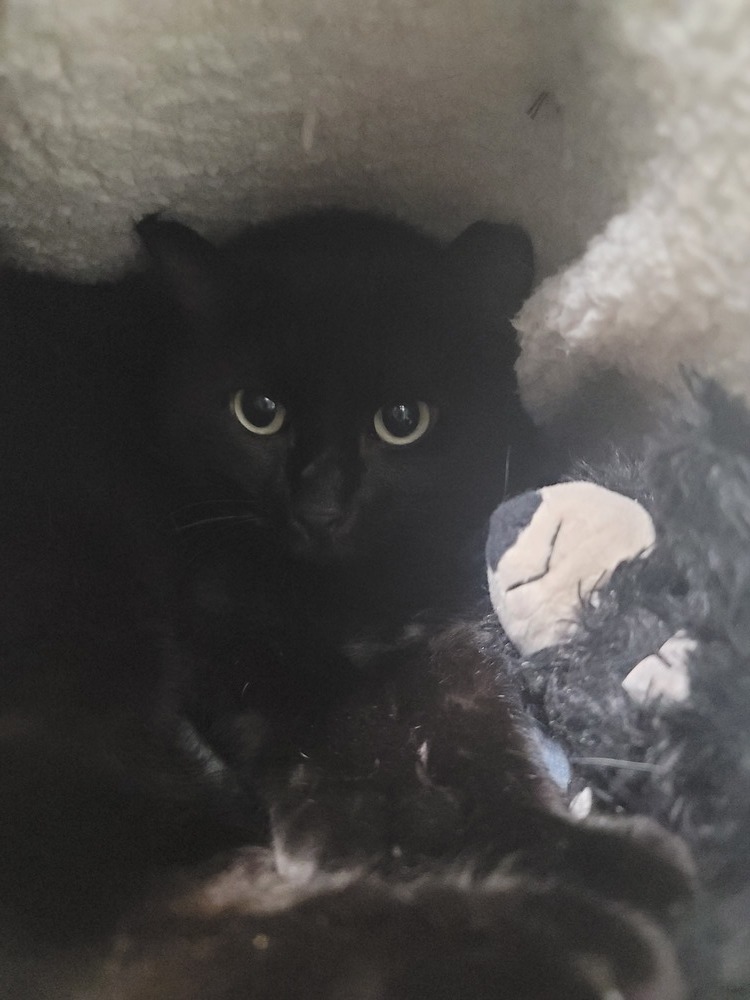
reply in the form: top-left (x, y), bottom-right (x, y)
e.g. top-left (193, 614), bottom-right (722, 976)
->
top-left (508, 378), bottom-right (750, 998)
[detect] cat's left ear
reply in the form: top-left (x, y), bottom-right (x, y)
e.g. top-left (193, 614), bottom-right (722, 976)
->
top-left (447, 222), bottom-right (534, 317)
top-left (135, 214), bottom-right (224, 324)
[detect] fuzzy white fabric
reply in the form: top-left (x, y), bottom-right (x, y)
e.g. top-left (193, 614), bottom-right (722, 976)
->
top-left (1, 1), bottom-right (749, 421)
top-left (515, 1), bottom-right (750, 421)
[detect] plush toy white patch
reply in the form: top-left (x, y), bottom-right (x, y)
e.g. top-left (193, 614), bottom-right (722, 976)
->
top-left (621, 630), bottom-right (695, 706)
top-left (486, 481), bottom-right (655, 656)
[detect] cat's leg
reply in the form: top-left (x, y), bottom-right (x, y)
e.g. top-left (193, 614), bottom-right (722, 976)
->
top-left (82, 847), bottom-right (685, 1000)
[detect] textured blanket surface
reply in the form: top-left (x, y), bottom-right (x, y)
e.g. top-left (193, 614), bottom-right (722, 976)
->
top-left (4, 2), bottom-right (748, 421)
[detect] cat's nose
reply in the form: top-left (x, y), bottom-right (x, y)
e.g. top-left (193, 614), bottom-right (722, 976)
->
top-left (293, 450), bottom-right (347, 534)
top-left (294, 502), bottom-right (341, 532)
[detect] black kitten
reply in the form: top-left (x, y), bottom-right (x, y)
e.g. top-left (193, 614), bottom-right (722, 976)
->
top-left (138, 209), bottom-right (691, 900)
top-left (107, 208), bottom-right (691, 1000)
top-left (0, 212), bottom-right (691, 1000)
top-left (137, 209), bottom-right (546, 858)
top-left (1, 209), bottom-right (537, 951)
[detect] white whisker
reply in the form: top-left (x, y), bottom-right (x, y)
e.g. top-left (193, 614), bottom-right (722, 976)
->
top-left (570, 756), bottom-right (665, 774)
top-left (502, 446), bottom-right (511, 500)
top-left (169, 499), bottom-right (255, 517)
top-left (176, 513), bottom-right (261, 532)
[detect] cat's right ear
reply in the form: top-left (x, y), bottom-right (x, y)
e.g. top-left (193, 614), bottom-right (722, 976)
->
top-left (135, 215), bottom-right (222, 324)
top-left (447, 222), bottom-right (535, 318)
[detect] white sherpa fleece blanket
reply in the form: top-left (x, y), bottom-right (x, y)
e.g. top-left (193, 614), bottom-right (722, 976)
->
top-left (1, 0), bottom-right (749, 423)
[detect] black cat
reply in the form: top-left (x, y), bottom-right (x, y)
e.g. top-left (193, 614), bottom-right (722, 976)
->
top-left (135, 208), bottom-right (546, 862)
top-left (0, 211), bottom-right (691, 1000)
top-left (137, 209), bottom-right (692, 903)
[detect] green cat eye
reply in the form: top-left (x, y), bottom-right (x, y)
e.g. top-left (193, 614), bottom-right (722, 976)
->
top-left (232, 390), bottom-right (287, 435)
top-left (373, 401), bottom-right (433, 446)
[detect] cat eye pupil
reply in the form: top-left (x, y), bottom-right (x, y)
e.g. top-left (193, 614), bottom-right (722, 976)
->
top-left (382, 404), bottom-right (420, 437)
top-left (244, 395), bottom-right (277, 427)
top-left (373, 400), bottom-right (432, 446)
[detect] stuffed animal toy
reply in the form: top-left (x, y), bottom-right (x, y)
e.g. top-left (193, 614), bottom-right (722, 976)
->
top-left (486, 378), bottom-right (750, 999)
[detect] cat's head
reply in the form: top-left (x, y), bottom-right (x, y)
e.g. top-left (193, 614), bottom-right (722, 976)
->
top-left (138, 209), bottom-right (535, 570)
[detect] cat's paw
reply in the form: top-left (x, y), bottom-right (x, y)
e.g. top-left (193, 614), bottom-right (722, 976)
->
top-left (269, 764), bottom-right (393, 875)
top-left (269, 758), bottom-right (481, 878)
top-left (513, 811), bottom-right (695, 922)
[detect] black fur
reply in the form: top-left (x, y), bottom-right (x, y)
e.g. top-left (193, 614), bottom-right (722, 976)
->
top-left (136, 208), bottom-right (548, 859)
top-left (0, 267), bottom-right (263, 948)
top-left (0, 210), bottom-right (693, 999)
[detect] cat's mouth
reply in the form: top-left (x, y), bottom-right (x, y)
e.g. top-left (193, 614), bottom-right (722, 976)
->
top-left (287, 515), bottom-right (358, 563)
